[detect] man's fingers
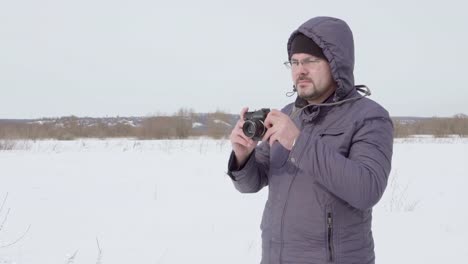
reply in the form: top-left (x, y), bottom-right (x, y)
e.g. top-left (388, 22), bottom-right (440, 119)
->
top-left (240, 107), bottom-right (249, 120)
top-left (234, 124), bottom-right (254, 145)
top-left (236, 120), bottom-right (251, 141)
top-left (268, 109), bottom-right (282, 116)
top-left (232, 133), bottom-right (252, 147)
top-left (269, 133), bottom-right (278, 146)
top-left (240, 134), bottom-right (254, 145)
top-left (262, 126), bottom-right (275, 142)
top-left (236, 119), bottom-right (245, 129)
top-left (264, 113), bottom-right (278, 128)
top-left (264, 117), bottom-right (273, 129)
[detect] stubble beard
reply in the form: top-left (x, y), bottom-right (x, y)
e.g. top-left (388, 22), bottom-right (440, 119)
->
top-left (298, 82), bottom-right (321, 102)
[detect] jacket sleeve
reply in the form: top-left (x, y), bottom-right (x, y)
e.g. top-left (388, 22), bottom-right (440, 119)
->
top-left (293, 115), bottom-right (393, 210)
top-left (226, 141), bottom-right (270, 193)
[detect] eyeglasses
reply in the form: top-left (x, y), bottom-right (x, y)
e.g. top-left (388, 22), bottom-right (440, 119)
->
top-left (283, 57), bottom-right (322, 70)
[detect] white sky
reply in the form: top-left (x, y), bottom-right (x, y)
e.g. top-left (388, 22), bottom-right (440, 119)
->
top-left (1, 0), bottom-right (467, 119)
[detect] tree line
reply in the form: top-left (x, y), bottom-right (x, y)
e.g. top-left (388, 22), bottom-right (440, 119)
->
top-left (0, 109), bottom-right (234, 140)
top-left (393, 114), bottom-right (468, 138)
top-left (1, 111), bottom-right (467, 140)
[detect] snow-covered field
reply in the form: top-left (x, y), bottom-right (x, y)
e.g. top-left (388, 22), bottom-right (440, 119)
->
top-left (0, 138), bottom-right (467, 264)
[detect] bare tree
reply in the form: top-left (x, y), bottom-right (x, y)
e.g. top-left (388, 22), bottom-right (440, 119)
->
top-left (0, 193), bottom-right (32, 249)
top-left (173, 108), bottom-right (194, 139)
top-left (452, 114), bottom-right (468, 137)
top-left (392, 119), bottom-right (411, 138)
top-left (96, 237), bottom-right (103, 264)
top-left (206, 110), bottom-right (232, 139)
top-left (65, 250), bottom-right (79, 264)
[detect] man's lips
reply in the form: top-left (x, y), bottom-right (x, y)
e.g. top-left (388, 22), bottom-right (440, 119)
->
top-left (297, 80), bottom-right (312, 85)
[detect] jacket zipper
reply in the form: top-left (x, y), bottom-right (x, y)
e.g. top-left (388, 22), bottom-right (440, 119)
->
top-left (279, 123), bottom-right (312, 263)
top-left (327, 212), bottom-right (334, 262)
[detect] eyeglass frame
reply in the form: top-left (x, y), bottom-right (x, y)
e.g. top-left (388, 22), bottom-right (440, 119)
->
top-left (283, 57), bottom-right (323, 70)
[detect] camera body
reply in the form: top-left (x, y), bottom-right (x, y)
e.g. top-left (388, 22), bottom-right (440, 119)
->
top-left (242, 108), bottom-right (270, 141)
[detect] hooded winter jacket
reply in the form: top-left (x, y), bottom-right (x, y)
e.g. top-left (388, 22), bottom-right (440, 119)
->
top-left (227, 17), bottom-right (393, 264)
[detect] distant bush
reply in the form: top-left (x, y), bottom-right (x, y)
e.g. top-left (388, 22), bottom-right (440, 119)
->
top-left (393, 114), bottom-right (468, 138)
top-left (205, 110), bottom-right (232, 139)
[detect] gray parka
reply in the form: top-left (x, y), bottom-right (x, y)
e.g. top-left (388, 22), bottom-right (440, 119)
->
top-left (227, 17), bottom-right (393, 264)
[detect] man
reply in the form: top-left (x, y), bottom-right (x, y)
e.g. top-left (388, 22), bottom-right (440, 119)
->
top-left (227, 17), bottom-right (393, 264)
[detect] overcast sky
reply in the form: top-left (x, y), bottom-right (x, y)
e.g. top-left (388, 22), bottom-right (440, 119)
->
top-left (1, 0), bottom-right (466, 118)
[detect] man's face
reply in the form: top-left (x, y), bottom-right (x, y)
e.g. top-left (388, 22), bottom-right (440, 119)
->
top-left (290, 53), bottom-right (336, 104)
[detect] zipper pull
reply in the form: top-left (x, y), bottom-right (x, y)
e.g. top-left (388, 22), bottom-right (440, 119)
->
top-left (327, 212), bottom-right (333, 262)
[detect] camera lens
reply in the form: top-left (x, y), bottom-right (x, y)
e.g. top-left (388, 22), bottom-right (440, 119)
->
top-left (242, 120), bottom-right (266, 140)
top-left (242, 121), bottom-right (257, 138)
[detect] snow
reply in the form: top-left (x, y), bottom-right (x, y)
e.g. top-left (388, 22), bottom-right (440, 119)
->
top-left (119, 120), bottom-right (136, 127)
top-left (213, 119), bottom-right (232, 127)
top-left (0, 138), bottom-right (467, 263)
top-left (192, 122), bottom-right (203, 128)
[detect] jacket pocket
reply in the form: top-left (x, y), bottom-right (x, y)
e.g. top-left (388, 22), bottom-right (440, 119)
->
top-left (318, 127), bottom-right (349, 157)
top-left (318, 127), bottom-right (345, 137)
top-left (326, 212), bottom-right (335, 262)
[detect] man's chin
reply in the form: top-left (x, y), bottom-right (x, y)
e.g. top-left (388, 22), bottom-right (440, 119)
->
top-left (298, 92), bottom-right (317, 101)
top-left (297, 90), bottom-right (316, 100)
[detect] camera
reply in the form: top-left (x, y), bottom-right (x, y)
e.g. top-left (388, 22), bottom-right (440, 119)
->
top-left (242, 108), bottom-right (270, 141)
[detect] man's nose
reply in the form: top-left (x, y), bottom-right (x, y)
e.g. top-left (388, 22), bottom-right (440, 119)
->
top-left (296, 63), bottom-right (309, 75)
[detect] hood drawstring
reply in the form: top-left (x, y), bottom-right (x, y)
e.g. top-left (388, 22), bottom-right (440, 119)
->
top-left (290, 85), bottom-right (371, 119)
top-left (286, 85), bottom-right (297, 97)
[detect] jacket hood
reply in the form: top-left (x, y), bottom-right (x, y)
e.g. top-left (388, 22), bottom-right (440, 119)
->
top-left (287, 17), bottom-right (355, 101)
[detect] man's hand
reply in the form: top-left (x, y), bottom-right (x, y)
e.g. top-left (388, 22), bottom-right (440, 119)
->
top-left (229, 107), bottom-right (257, 168)
top-left (262, 109), bottom-right (300, 150)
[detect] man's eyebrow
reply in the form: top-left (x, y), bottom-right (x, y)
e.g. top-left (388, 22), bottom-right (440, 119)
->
top-left (291, 56), bottom-right (315, 61)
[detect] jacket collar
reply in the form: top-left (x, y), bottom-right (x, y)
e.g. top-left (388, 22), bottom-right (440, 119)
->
top-left (293, 91), bottom-right (337, 123)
